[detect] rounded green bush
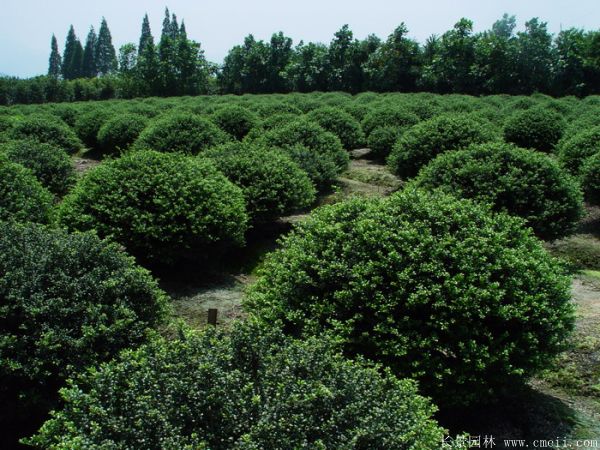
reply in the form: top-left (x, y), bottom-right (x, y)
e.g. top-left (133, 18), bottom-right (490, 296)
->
top-left (0, 155), bottom-right (52, 223)
top-left (247, 189), bottom-right (574, 406)
top-left (412, 143), bottom-right (584, 241)
top-left (97, 113), bottom-right (149, 155)
top-left (307, 106), bottom-right (365, 149)
top-left (243, 112), bottom-right (298, 141)
top-left (281, 143), bottom-right (339, 190)
top-left (367, 125), bottom-right (403, 159)
top-left (30, 323), bottom-right (445, 450)
top-left (205, 142), bottom-right (315, 223)
top-left (259, 118), bottom-right (349, 185)
top-left (0, 222), bottom-right (168, 442)
top-left (57, 150), bottom-right (248, 264)
top-left (558, 125), bottom-right (600, 175)
top-left (503, 107), bottom-right (566, 152)
top-left (7, 114), bottom-right (83, 154)
top-left (361, 106), bottom-right (420, 138)
top-left (388, 114), bottom-right (497, 179)
top-left (211, 105), bottom-right (259, 140)
top-left (254, 102), bottom-right (302, 118)
top-left (581, 151), bottom-right (600, 205)
top-left (1, 139), bottom-right (76, 196)
top-left (73, 108), bottom-right (112, 148)
top-left (134, 113), bottom-right (229, 154)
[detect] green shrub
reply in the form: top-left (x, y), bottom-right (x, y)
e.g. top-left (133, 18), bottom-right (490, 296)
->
top-left (367, 125), bottom-right (403, 159)
top-left (243, 112), bottom-right (298, 141)
top-left (259, 118), bottom-right (349, 181)
top-left (211, 105), bottom-right (259, 140)
top-left (307, 106), bottom-right (365, 149)
top-left (49, 104), bottom-right (79, 127)
top-left (581, 152), bottom-right (600, 205)
top-left (388, 114), bottom-right (497, 179)
top-left (134, 113), bottom-right (229, 154)
top-left (412, 143), bottom-right (584, 241)
top-left (282, 143), bottom-right (340, 190)
top-left (558, 125), bottom-right (600, 175)
top-left (97, 113), bottom-right (149, 155)
top-left (30, 323), bottom-right (445, 450)
top-left (1, 139), bottom-right (76, 196)
top-left (57, 150), bottom-right (248, 264)
top-left (361, 106), bottom-right (420, 138)
top-left (205, 142), bottom-right (315, 222)
top-left (0, 155), bottom-right (52, 223)
top-left (73, 108), bottom-right (112, 148)
top-left (254, 102), bottom-right (302, 117)
top-left (503, 107), bottom-right (566, 152)
top-left (0, 222), bottom-right (168, 441)
top-left (247, 189), bottom-right (574, 406)
top-left (7, 114), bottom-right (82, 154)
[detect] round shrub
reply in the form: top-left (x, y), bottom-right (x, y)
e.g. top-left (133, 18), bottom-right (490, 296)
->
top-left (247, 189), bottom-right (574, 406)
top-left (388, 114), bottom-right (497, 179)
top-left (7, 114), bottom-right (82, 154)
top-left (243, 112), bottom-right (298, 141)
top-left (73, 108), bottom-right (112, 148)
top-left (307, 106), bottom-right (365, 149)
top-left (259, 118), bottom-right (349, 178)
top-left (360, 106), bottom-right (420, 138)
top-left (211, 105), bottom-right (259, 140)
top-left (97, 113), bottom-right (149, 155)
top-left (205, 142), bottom-right (315, 222)
top-left (581, 151), bottom-right (600, 205)
top-left (281, 143), bottom-right (339, 190)
top-left (1, 139), bottom-right (76, 196)
top-left (503, 107), bottom-right (566, 152)
top-left (367, 125), bottom-right (403, 159)
top-left (254, 102), bottom-right (302, 118)
top-left (30, 323), bottom-right (445, 450)
top-left (57, 150), bottom-right (248, 264)
top-left (558, 125), bottom-right (600, 175)
top-left (134, 113), bottom-right (229, 154)
top-left (0, 222), bottom-right (168, 442)
top-left (412, 143), bottom-right (584, 241)
top-left (0, 155), bottom-right (52, 223)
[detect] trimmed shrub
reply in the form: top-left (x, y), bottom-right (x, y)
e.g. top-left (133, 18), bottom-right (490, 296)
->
top-left (57, 150), bottom-right (248, 264)
top-left (361, 106), bottom-right (420, 138)
top-left (73, 108), bottom-right (112, 148)
top-left (388, 114), bottom-right (497, 179)
top-left (503, 107), bottom-right (566, 152)
top-left (581, 151), bottom-right (600, 205)
top-left (282, 143), bottom-right (340, 190)
top-left (7, 114), bottom-right (82, 154)
top-left (30, 323), bottom-right (445, 450)
top-left (243, 112), bottom-right (298, 141)
top-left (0, 155), bottom-right (52, 223)
top-left (134, 113), bottom-right (229, 154)
top-left (307, 106), bottom-right (365, 149)
top-left (0, 222), bottom-right (168, 442)
top-left (1, 139), bottom-right (76, 196)
top-left (259, 118), bottom-right (349, 177)
top-left (367, 125), bottom-right (403, 159)
top-left (97, 113), bottom-right (149, 155)
top-left (205, 142), bottom-right (315, 222)
top-left (254, 102), bottom-right (302, 117)
top-left (211, 105), bottom-right (259, 140)
top-left (558, 125), bottom-right (600, 175)
top-left (412, 143), bottom-right (584, 241)
top-left (247, 189), bottom-right (574, 406)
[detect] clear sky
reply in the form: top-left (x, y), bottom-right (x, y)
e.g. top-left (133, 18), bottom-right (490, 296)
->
top-left (1, 0), bottom-right (599, 78)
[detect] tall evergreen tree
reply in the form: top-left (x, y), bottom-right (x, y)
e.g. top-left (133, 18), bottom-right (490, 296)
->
top-left (139, 14), bottom-right (153, 54)
top-left (161, 8), bottom-right (171, 37)
top-left (48, 35), bottom-right (62, 78)
top-left (62, 26), bottom-right (84, 80)
top-left (95, 18), bottom-right (117, 76)
top-left (170, 14), bottom-right (180, 39)
top-left (82, 27), bottom-right (98, 78)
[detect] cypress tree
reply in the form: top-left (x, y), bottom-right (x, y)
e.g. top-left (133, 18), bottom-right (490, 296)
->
top-left (82, 27), bottom-right (98, 78)
top-left (95, 18), bottom-right (117, 76)
top-left (139, 14), bottom-right (153, 53)
top-left (170, 14), bottom-right (179, 39)
top-left (62, 26), bottom-right (83, 80)
top-left (161, 8), bottom-right (171, 37)
top-left (48, 35), bottom-right (62, 78)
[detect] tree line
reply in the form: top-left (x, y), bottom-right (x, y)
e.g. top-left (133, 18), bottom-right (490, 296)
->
top-left (1, 10), bottom-right (600, 105)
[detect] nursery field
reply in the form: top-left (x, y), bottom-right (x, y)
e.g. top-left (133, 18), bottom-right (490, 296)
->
top-left (1, 91), bottom-right (600, 449)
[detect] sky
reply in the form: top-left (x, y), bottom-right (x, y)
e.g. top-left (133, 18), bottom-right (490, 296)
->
top-left (1, 0), bottom-right (599, 78)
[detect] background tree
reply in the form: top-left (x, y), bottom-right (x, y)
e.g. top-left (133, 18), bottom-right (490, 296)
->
top-left (95, 18), bottom-right (117, 76)
top-left (47, 35), bottom-right (61, 78)
top-left (516, 18), bottom-right (554, 93)
top-left (82, 27), bottom-right (97, 78)
top-left (62, 26), bottom-right (83, 80)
